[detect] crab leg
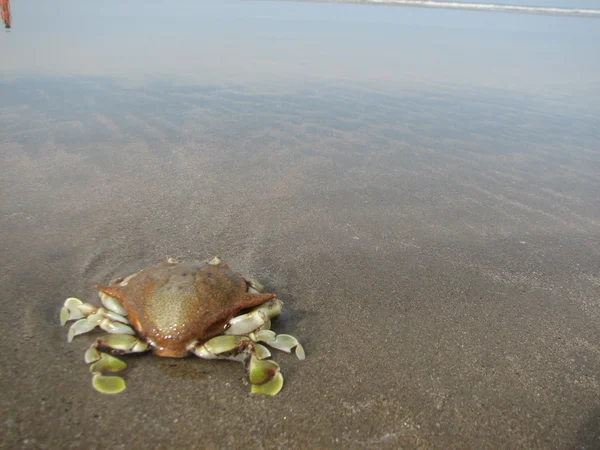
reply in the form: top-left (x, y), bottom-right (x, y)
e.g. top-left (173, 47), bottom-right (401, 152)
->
top-left (90, 333), bottom-right (150, 356)
top-left (250, 330), bottom-right (306, 360)
top-left (61, 260), bottom-right (304, 397)
top-left (224, 299), bottom-right (283, 335)
top-left (191, 298), bottom-right (304, 395)
top-left (191, 335), bottom-right (284, 395)
top-left (82, 334), bottom-right (151, 394)
top-left (221, 299), bottom-right (305, 361)
top-left (60, 293), bottom-right (135, 342)
top-left (60, 293), bottom-right (144, 394)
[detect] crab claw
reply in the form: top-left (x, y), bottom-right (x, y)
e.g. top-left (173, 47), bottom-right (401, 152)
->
top-left (225, 311), bottom-right (268, 336)
top-left (94, 334), bottom-right (150, 354)
top-left (245, 277), bottom-right (265, 293)
top-left (193, 335), bottom-right (252, 362)
top-left (224, 300), bottom-right (283, 336)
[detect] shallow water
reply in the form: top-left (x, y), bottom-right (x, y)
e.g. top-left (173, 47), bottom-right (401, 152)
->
top-left (1, 1), bottom-right (600, 449)
top-left (322, 0), bottom-right (600, 17)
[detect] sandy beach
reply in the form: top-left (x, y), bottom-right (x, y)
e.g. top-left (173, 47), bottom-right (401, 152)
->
top-left (1, 1), bottom-right (600, 448)
top-left (1, 78), bottom-right (599, 449)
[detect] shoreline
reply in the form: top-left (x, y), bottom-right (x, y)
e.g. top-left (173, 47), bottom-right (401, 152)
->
top-left (276, 0), bottom-right (600, 18)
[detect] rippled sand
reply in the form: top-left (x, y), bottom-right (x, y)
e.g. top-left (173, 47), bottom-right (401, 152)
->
top-left (1, 78), bottom-right (599, 449)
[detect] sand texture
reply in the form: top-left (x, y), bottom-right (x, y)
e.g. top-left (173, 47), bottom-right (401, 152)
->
top-left (1, 78), bottom-right (600, 449)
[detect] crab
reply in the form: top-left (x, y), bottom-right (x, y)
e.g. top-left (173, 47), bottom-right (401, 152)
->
top-left (60, 256), bottom-right (304, 395)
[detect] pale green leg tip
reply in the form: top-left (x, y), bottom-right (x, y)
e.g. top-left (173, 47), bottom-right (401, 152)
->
top-left (268, 334), bottom-right (299, 353)
top-left (92, 374), bottom-right (126, 394)
top-left (295, 344), bottom-right (306, 361)
top-left (246, 277), bottom-right (265, 293)
top-left (60, 307), bottom-right (70, 326)
top-left (84, 346), bottom-right (101, 364)
top-left (67, 318), bottom-right (96, 343)
top-left (248, 356), bottom-right (280, 385)
top-left (61, 297), bottom-right (86, 325)
top-left (251, 372), bottom-right (284, 396)
top-left (253, 329), bottom-right (276, 343)
top-left (254, 343), bottom-right (271, 360)
top-left (208, 256), bottom-right (222, 266)
top-left (89, 352), bottom-right (127, 374)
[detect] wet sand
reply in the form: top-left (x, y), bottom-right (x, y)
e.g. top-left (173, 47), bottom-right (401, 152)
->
top-left (1, 77), bottom-right (599, 449)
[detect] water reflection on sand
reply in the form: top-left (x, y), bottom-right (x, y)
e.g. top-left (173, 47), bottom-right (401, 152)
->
top-left (1, 1), bottom-right (600, 448)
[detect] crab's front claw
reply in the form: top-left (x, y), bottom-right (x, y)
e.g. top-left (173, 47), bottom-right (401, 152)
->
top-left (224, 299), bottom-right (283, 336)
top-left (192, 335), bottom-right (252, 362)
top-left (92, 333), bottom-right (150, 355)
top-left (245, 277), bottom-right (265, 294)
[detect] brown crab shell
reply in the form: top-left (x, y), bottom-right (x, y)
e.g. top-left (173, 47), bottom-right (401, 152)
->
top-left (96, 261), bottom-right (276, 357)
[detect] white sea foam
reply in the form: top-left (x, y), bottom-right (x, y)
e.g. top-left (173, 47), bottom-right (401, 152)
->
top-left (364, 0), bottom-right (600, 17)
